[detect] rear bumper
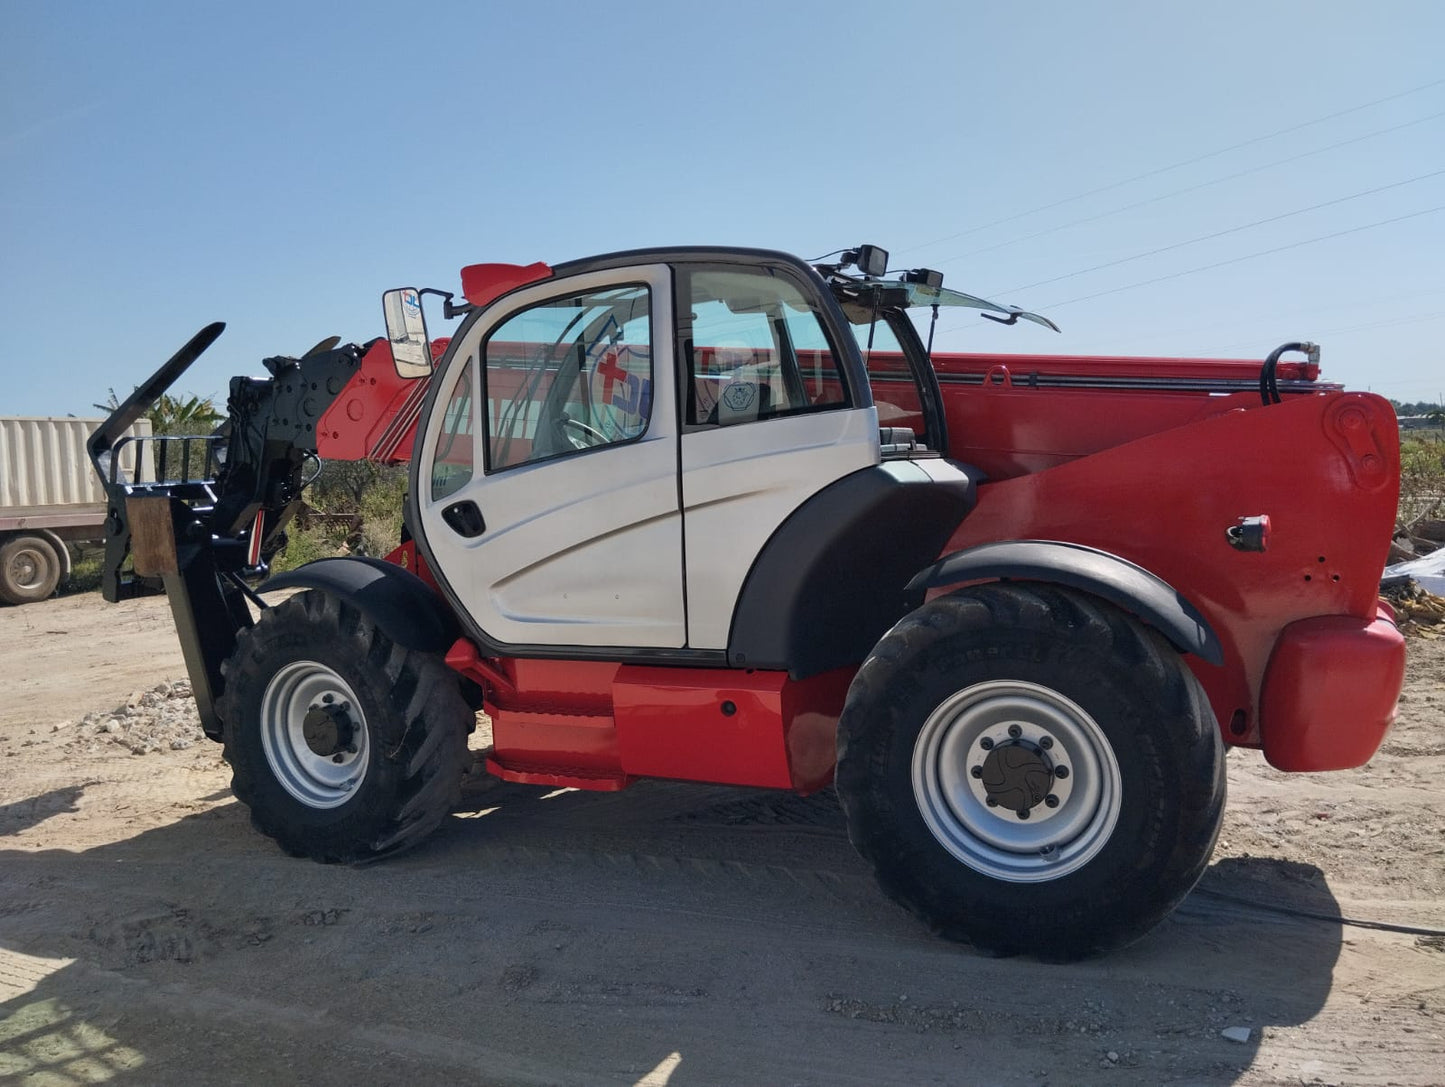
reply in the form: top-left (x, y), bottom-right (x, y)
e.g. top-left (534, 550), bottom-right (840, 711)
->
top-left (1259, 604), bottom-right (1407, 771)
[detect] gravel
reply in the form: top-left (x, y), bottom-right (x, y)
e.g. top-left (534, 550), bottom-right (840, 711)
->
top-left (57, 679), bottom-right (206, 755)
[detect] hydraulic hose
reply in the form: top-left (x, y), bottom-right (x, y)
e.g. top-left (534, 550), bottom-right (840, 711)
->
top-left (1259, 341), bottom-right (1320, 406)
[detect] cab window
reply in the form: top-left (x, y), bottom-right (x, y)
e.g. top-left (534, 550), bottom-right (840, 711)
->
top-left (484, 285), bottom-right (652, 471)
top-left (683, 268), bottom-right (850, 426)
top-left (850, 315), bottom-right (926, 439)
top-left (430, 355), bottom-right (476, 501)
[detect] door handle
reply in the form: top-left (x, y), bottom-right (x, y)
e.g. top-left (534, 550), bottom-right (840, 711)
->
top-left (442, 500), bottom-right (486, 537)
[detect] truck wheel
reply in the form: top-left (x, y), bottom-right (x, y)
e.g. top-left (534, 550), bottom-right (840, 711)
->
top-left (217, 590), bottom-right (469, 863)
top-left (0, 534), bottom-right (62, 605)
top-left (835, 582), bottom-right (1224, 960)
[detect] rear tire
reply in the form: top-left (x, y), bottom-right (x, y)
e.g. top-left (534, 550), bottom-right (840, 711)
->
top-left (0, 534), bottom-right (62, 605)
top-left (835, 583), bottom-right (1225, 960)
top-left (217, 590), bottom-right (469, 862)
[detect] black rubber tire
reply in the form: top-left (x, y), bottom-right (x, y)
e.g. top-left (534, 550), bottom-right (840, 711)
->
top-left (217, 590), bottom-right (469, 863)
top-left (835, 582), bottom-right (1225, 960)
top-left (0, 534), bottom-right (63, 605)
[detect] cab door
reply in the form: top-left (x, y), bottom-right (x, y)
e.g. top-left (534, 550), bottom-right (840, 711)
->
top-left (676, 263), bottom-right (880, 650)
top-left (415, 265), bottom-right (684, 649)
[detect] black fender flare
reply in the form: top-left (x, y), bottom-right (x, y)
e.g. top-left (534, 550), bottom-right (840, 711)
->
top-left (727, 460), bottom-right (981, 678)
top-left (259, 556), bottom-right (458, 654)
top-left (906, 540), bottom-right (1223, 666)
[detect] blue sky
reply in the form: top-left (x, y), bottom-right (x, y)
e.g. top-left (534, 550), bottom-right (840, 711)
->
top-left (3, 1), bottom-right (1443, 416)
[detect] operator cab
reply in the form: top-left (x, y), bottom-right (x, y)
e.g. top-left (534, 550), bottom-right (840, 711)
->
top-left (385, 245), bottom-right (1055, 669)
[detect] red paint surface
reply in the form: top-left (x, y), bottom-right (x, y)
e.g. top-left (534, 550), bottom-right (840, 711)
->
top-left (442, 651), bottom-right (853, 792)
top-left (930, 351), bottom-right (1319, 384)
top-left (942, 390), bottom-right (1401, 765)
top-left (459, 262), bottom-right (552, 308)
top-left (614, 666), bottom-right (852, 791)
top-left (1259, 607), bottom-right (1406, 771)
top-left (316, 339), bottom-right (431, 464)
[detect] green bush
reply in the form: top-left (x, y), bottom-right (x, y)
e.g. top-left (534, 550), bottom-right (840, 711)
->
top-left (1399, 436), bottom-right (1445, 533)
top-left (271, 461), bottom-right (409, 571)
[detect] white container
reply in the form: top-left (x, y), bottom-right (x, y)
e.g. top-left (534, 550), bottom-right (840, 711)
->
top-left (0, 416), bottom-right (152, 524)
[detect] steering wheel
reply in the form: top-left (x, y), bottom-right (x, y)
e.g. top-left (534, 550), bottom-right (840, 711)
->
top-left (559, 415), bottom-right (609, 449)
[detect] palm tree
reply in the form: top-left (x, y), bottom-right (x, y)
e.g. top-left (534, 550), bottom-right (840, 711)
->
top-left (94, 389), bottom-right (222, 435)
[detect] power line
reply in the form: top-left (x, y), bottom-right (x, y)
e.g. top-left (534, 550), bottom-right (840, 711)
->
top-left (994, 168), bottom-right (1445, 295)
top-left (1205, 309), bottom-right (1445, 355)
top-left (946, 110), bottom-right (1445, 265)
top-left (898, 77), bottom-right (1445, 256)
top-left (1058, 284), bottom-right (1445, 354)
top-left (936, 203), bottom-right (1445, 334)
top-left (1042, 204), bottom-right (1445, 310)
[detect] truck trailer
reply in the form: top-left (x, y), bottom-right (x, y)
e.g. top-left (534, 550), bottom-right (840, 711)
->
top-left (0, 416), bottom-right (151, 604)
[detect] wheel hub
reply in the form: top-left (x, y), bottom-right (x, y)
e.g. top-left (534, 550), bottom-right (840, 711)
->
top-left (8, 552), bottom-right (40, 588)
top-left (302, 700), bottom-right (356, 757)
top-left (912, 680), bottom-right (1120, 883)
top-left (978, 741), bottom-right (1055, 818)
top-left (260, 662), bottom-right (370, 809)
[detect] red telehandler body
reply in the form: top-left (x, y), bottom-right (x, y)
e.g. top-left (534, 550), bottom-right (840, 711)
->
top-left (89, 245), bottom-right (1405, 959)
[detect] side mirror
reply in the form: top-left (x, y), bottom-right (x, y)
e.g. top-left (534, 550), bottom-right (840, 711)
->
top-left (382, 288), bottom-right (433, 378)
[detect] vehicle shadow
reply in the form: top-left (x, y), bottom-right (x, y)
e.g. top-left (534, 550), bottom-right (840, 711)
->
top-left (0, 782), bottom-right (1349, 1086)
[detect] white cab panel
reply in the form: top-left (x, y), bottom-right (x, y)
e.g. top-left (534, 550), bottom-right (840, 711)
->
top-left (417, 266), bottom-right (685, 648)
top-left (681, 405), bottom-right (879, 648)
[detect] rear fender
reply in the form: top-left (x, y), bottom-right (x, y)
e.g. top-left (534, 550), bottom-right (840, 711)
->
top-left (260, 557), bottom-right (458, 653)
top-left (907, 540), bottom-right (1223, 666)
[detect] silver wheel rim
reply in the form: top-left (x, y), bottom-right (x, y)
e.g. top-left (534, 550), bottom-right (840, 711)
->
top-left (6, 545), bottom-right (50, 591)
top-left (912, 679), bottom-right (1121, 883)
top-left (260, 661), bottom-right (370, 809)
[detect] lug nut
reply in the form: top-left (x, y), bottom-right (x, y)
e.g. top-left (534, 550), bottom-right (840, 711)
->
top-left (1017, 808), bottom-right (1030, 819)
top-left (970, 766), bottom-right (984, 779)
top-left (1054, 765), bottom-right (1069, 779)
top-left (323, 694), bottom-right (334, 704)
top-left (1039, 736), bottom-right (1053, 750)
top-left (1044, 794), bottom-right (1059, 808)
top-left (985, 796), bottom-right (998, 807)
top-left (332, 753), bottom-right (344, 763)
top-left (1007, 724), bottom-right (1022, 739)
top-left (979, 737), bottom-right (994, 750)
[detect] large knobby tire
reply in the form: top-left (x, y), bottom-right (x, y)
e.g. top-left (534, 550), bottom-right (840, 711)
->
top-left (0, 534), bottom-right (62, 605)
top-left (217, 590), bottom-right (469, 863)
top-left (836, 583), bottom-right (1225, 960)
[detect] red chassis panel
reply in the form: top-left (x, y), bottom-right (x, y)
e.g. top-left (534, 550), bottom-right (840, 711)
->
top-left (1259, 605), bottom-right (1406, 771)
top-left (444, 643), bottom-right (853, 793)
top-left (940, 390), bottom-right (1402, 771)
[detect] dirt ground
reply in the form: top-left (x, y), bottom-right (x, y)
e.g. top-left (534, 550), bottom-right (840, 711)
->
top-left (1, 593), bottom-right (1442, 1087)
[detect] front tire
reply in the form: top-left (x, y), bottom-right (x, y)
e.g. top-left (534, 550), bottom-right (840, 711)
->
top-left (836, 583), bottom-right (1225, 960)
top-left (217, 590), bottom-right (469, 862)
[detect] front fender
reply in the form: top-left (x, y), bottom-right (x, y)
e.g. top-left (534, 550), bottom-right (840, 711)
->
top-left (908, 540), bottom-right (1223, 665)
top-left (260, 556), bottom-right (458, 653)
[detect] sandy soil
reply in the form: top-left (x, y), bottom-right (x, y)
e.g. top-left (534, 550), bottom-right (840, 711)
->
top-left (1, 592), bottom-right (1442, 1087)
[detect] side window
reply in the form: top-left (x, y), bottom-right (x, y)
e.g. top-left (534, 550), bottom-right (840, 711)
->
top-left (485, 285), bottom-right (652, 472)
top-left (430, 356), bottom-right (476, 501)
top-left (685, 269), bottom-right (849, 426)
top-left (852, 317), bottom-right (925, 439)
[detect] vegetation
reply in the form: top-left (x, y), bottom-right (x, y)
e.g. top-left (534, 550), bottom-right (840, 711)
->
top-left (1398, 434), bottom-right (1445, 534)
top-left (94, 389), bottom-right (223, 434)
top-left (271, 461), bottom-right (410, 573)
